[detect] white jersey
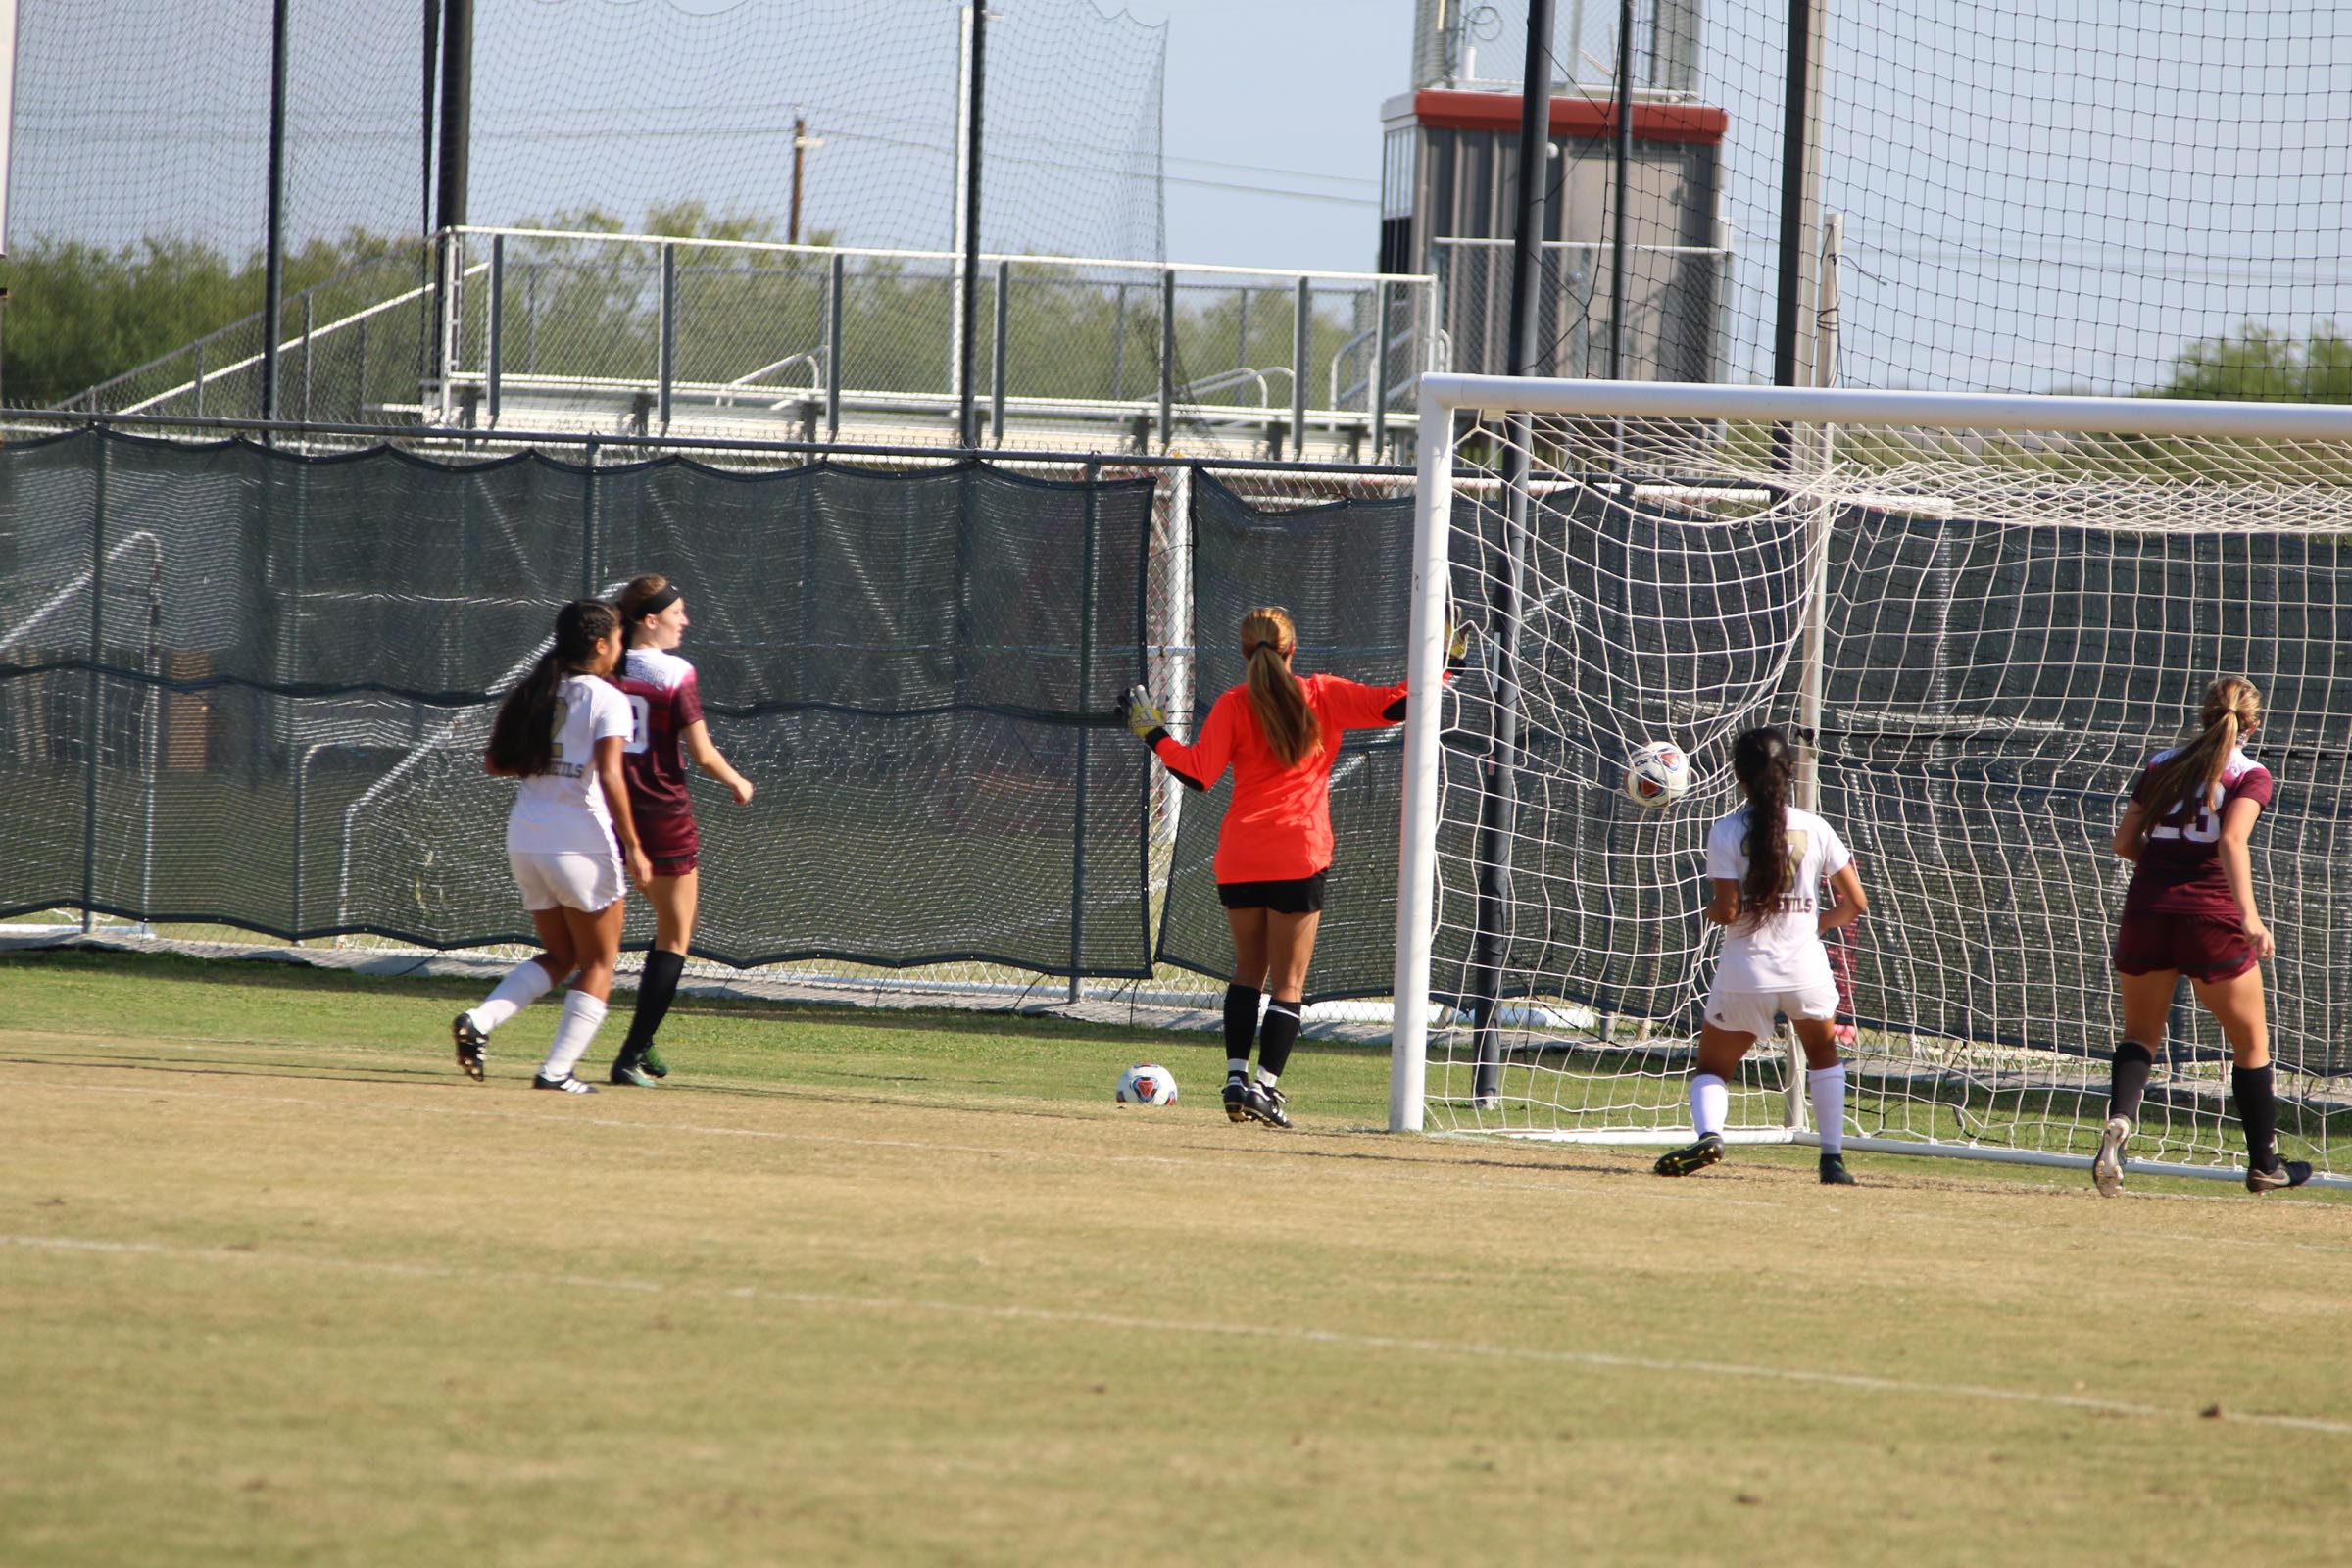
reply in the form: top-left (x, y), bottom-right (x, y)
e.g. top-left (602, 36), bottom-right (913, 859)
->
top-left (507, 673), bottom-right (634, 857)
top-left (1705, 805), bottom-right (1853, 992)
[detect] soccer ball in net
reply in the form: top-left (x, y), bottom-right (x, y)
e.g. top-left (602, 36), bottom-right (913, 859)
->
top-left (1115, 1063), bottom-right (1179, 1105)
top-left (1623, 740), bottom-right (1692, 809)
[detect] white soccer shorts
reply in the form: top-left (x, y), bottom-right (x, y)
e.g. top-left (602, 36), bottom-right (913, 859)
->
top-left (509, 848), bottom-right (623, 913)
top-left (1702, 979), bottom-right (1840, 1042)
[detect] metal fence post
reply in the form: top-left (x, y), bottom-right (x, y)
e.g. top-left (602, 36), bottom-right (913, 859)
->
top-left (81, 437), bottom-right (111, 931)
top-left (300, 294), bottom-right (315, 426)
top-left (1158, 270), bottom-right (1175, 453)
top-left (991, 258), bottom-right (1009, 446)
top-left (1068, 459), bottom-right (1101, 1001)
top-left (487, 234), bottom-right (506, 428)
top-left (658, 242), bottom-right (676, 434)
top-left (192, 343), bottom-right (205, 419)
top-left (582, 436), bottom-right (601, 598)
top-left (1372, 279), bottom-right (1393, 458)
top-left (825, 253), bottom-right (845, 441)
top-left (1292, 275), bottom-right (1310, 459)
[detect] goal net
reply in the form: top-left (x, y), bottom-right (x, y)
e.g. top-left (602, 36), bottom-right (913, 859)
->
top-left (1392, 377), bottom-right (2352, 1184)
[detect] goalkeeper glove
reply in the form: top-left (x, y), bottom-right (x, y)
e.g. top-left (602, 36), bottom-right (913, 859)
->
top-left (1446, 618), bottom-right (1475, 671)
top-left (1120, 684), bottom-right (1168, 744)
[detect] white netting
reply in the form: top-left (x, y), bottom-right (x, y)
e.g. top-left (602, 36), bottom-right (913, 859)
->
top-left (1407, 387), bottom-right (2352, 1177)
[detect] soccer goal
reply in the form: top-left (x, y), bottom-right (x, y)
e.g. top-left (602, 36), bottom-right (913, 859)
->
top-left (1391, 375), bottom-right (2352, 1186)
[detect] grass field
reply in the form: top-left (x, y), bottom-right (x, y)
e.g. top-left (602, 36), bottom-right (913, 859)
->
top-left (5, 948), bottom-right (2351, 1566)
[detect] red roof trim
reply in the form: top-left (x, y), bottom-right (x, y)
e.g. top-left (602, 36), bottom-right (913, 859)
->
top-left (1412, 89), bottom-right (1727, 145)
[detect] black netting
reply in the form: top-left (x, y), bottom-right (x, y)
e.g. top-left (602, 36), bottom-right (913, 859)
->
top-left (0, 431), bottom-right (1153, 974)
top-left (1154, 475), bottom-right (1425, 1000)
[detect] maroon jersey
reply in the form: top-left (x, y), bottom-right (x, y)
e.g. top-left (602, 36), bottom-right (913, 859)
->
top-left (615, 646), bottom-right (705, 834)
top-left (2123, 745), bottom-right (2274, 918)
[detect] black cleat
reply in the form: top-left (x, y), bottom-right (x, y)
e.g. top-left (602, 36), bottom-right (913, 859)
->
top-left (531, 1073), bottom-right (598, 1095)
top-left (1818, 1152), bottom-right (1856, 1186)
top-left (2091, 1115), bottom-right (2132, 1198)
top-left (1240, 1081), bottom-right (1292, 1130)
top-left (452, 1012), bottom-right (488, 1082)
top-left (609, 1053), bottom-right (657, 1088)
top-left (2247, 1156), bottom-right (2313, 1194)
top-left (1653, 1133), bottom-right (1725, 1177)
top-left (1223, 1074), bottom-right (1250, 1123)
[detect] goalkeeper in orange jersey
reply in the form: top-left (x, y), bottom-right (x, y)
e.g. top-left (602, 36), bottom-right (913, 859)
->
top-left (1120, 606), bottom-right (1461, 1128)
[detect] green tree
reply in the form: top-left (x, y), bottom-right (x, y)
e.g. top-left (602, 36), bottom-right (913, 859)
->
top-left (2156, 323), bottom-right (2352, 403)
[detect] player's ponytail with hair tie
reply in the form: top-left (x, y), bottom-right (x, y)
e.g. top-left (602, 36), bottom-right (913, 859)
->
top-left (487, 600), bottom-right (618, 777)
top-left (2141, 675), bottom-right (2263, 836)
top-left (1732, 726), bottom-right (1795, 930)
top-left (1239, 606), bottom-right (1321, 768)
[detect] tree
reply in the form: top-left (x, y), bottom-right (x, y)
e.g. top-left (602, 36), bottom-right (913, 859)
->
top-left (2155, 323), bottom-right (2352, 403)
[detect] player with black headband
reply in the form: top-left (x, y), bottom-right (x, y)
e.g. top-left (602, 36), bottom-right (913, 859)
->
top-left (1120, 607), bottom-right (1462, 1128)
top-left (605, 574), bottom-right (755, 1087)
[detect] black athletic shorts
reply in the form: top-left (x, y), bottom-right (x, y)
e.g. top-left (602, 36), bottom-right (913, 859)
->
top-left (1216, 870), bottom-right (1326, 915)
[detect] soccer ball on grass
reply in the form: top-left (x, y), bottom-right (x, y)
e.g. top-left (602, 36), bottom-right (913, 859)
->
top-left (1115, 1063), bottom-right (1179, 1105)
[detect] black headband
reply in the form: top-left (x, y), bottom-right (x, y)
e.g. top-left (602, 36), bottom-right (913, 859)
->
top-left (632, 585), bottom-right (682, 619)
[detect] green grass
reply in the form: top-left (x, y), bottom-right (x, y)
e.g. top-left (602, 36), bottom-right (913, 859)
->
top-left (4, 949), bottom-right (2351, 1567)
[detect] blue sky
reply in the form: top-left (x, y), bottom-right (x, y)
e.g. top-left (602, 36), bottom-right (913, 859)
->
top-left (1117, 0), bottom-right (1403, 274)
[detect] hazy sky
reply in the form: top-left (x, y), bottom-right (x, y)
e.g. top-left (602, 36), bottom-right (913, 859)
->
top-left (1116, 0), bottom-right (1406, 274)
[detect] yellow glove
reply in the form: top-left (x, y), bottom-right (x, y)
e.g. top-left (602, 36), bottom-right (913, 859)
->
top-left (1446, 619), bottom-right (1474, 667)
top-left (1121, 684), bottom-right (1167, 743)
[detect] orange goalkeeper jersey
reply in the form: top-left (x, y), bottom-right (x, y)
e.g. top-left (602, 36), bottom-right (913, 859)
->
top-left (1151, 673), bottom-right (1410, 883)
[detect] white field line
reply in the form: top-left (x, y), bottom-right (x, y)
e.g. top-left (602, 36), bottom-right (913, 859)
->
top-left (11, 1069), bottom-right (2352, 1259)
top-left (9, 1231), bottom-right (2350, 1437)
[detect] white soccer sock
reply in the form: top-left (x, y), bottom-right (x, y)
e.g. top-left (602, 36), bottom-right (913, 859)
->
top-left (1690, 1073), bottom-right (1729, 1138)
top-left (469, 958), bottom-right (555, 1033)
top-left (1227, 1058), bottom-right (1250, 1079)
top-left (1808, 1064), bottom-right (1848, 1156)
top-left (538, 992), bottom-right (609, 1083)
top-left (1256, 1067), bottom-right (1281, 1090)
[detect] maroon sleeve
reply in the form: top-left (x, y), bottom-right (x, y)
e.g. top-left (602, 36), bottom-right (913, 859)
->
top-left (2228, 765), bottom-right (2275, 811)
top-left (673, 667), bottom-right (705, 731)
top-left (2128, 761), bottom-right (2155, 807)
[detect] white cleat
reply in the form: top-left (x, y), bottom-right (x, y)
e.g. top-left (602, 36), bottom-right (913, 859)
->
top-left (2091, 1115), bottom-right (2132, 1198)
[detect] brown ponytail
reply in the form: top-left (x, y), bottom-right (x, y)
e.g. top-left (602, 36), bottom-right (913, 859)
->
top-left (1732, 726), bottom-right (1794, 930)
top-left (486, 599), bottom-right (620, 777)
top-left (2137, 676), bottom-right (2262, 839)
top-left (1240, 607), bottom-right (1320, 767)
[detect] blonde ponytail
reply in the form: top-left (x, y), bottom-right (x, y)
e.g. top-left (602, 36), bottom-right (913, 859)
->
top-left (2138, 675), bottom-right (2261, 838)
top-left (1239, 607), bottom-right (1320, 767)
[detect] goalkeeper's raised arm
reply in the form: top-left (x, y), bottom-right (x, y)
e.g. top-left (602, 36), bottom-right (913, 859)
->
top-left (1117, 606), bottom-right (1450, 1132)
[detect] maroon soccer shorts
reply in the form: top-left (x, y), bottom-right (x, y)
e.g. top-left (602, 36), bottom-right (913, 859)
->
top-left (635, 809), bottom-right (700, 880)
top-left (2113, 908), bottom-right (2258, 984)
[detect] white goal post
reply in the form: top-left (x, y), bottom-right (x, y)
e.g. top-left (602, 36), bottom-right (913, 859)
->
top-left (1392, 375), bottom-right (2352, 1186)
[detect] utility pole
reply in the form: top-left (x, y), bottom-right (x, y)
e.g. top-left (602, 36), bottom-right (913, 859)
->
top-left (790, 115), bottom-right (824, 245)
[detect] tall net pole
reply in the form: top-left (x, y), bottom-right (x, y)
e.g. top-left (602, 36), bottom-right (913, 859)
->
top-left (1465, 0), bottom-right (1557, 1106)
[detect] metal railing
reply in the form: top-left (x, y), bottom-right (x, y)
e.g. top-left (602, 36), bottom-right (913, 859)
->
top-left (61, 230), bottom-right (1441, 460)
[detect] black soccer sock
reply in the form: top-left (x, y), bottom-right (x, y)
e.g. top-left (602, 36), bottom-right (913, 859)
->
top-left (2109, 1040), bottom-right (2155, 1124)
top-left (1222, 983), bottom-right (1261, 1073)
top-left (1256, 999), bottom-right (1303, 1086)
top-left (622, 949), bottom-right (687, 1058)
top-left (2231, 1062), bottom-right (2281, 1168)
